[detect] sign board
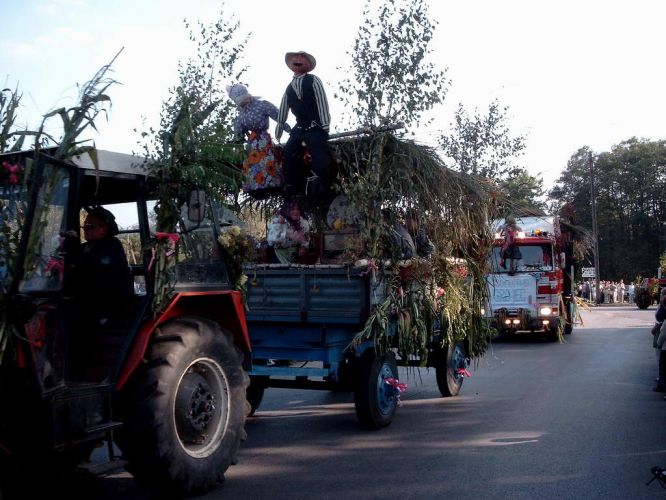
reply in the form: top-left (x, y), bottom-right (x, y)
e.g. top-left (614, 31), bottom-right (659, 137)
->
top-left (582, 267), bottom-right (596, 278)
top-left (487, 274), bottom-right (537, 310)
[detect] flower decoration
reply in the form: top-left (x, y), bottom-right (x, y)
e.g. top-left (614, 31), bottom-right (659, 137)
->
top-left (1, 162), bottom-right (22, 185)
top-left (217, 225), bottom-right (255, 298)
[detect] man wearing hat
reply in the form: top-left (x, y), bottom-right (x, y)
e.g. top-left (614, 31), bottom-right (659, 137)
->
top-left (275, 51), bottom-right (331, 198)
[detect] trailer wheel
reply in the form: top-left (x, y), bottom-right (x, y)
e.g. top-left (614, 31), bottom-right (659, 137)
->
top-left (246, 376), bottom-right (268, 416)
top-left (354, 351), bottom-right (399, 430)
top-left (119, 317), bottom-right (249, 496)
top-left (436, 342), bottom-right (466, 397)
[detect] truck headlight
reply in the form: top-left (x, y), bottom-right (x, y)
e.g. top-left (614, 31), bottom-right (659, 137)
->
top-left (539, 306), bottom-right (553, 316)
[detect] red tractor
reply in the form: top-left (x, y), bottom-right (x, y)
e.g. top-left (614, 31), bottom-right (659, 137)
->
top-left (0, 149), bottom-right (249, 497)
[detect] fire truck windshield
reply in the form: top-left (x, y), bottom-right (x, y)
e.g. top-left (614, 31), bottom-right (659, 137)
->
top-left (488, 244), bottom-right (554, 274)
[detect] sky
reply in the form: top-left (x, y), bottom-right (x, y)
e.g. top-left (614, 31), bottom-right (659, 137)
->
top-left (2, 0), bottom-right (666, 189)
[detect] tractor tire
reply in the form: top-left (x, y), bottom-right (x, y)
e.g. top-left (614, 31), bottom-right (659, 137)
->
top-left (119, 317), bottom-right (249, 497)
top-left (353, 351), bottom-right (399, 430)
top-left (436, 342), bottom-right (467, 397)
top-left (636, 290), bottom-right (652, 310)
top-left (246, 376), bottom-right (268, 416)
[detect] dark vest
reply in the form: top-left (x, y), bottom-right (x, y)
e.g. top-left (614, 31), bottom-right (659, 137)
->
top-left (286, 74), bottom-right (320, 127)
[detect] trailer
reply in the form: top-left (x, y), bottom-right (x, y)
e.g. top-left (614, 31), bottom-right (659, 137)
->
top-left (243, 263), bottom-right (467, 429)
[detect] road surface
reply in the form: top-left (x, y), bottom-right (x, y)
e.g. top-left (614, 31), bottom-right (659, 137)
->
top-left (79, 305), bottom-right (666, 498)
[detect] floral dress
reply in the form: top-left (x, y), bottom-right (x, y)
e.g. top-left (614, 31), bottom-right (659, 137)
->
top-left (234, 98), bottom-right (285, 197)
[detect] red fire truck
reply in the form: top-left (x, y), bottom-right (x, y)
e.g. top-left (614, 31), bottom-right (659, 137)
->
top-left (484, 216), bottom-right (576, 340)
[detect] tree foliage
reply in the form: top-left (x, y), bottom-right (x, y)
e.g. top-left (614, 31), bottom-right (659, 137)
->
top-left (550, 138), bottom-right (666, 280)
top-left (139, 7), bottom-right (248, 232)
top-left (335, 0), bottom-right (449, 130)
top-left (439, 100), bottom-right (526, 181)
top-left (499, 167), bottom-right (546, 216)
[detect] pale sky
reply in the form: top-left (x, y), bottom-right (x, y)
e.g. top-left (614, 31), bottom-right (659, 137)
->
top-left (2, 0), bottom-right (665, 188)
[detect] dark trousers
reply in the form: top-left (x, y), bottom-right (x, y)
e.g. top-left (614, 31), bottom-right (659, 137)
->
top-left (283, 127), bottom-right (330, 197)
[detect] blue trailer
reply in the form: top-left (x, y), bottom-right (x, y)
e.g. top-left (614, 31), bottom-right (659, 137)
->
top-left (244, 263), bottom-right (468, 429)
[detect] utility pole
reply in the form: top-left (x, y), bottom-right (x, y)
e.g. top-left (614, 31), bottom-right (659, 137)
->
top-left (589, 152), bottom-right (601, 304)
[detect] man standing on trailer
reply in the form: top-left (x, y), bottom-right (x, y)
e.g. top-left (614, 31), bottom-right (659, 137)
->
top-left (275, 50), bottom-right (331, 198)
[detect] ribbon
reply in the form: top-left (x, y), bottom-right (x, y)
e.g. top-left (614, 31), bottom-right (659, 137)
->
top-left (456, 368), bottom-right (472, 378)
top-left (2, 161), bottom-right (21, 185)
top-left (45, 257), bottom-right (64, 280)
top-left (155, 232), bottom-right (180, 244)
top-left (385, 377), bottom-right (407, 393)
top-left (147, 233), bottom-right (180, 272)
top-left (357, 259), bottom-right (378, 276)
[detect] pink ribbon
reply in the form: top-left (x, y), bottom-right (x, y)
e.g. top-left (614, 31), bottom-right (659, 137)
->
top-left (385, 377), bottom-right (407, 393)
top-left (357, 259), bottom-right (379, 276)
top-left (155, 232), bottom-right (180, 243)
top-left (456, 368), bottom-right (472, 378)
top-left (2, 161), bottom-right (20, 185)
top-left (45, 257), bottom-right (64, 279)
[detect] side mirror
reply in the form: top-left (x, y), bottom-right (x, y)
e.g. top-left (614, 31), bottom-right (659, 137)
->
top-left (187, 189), bottom-right (207, 223)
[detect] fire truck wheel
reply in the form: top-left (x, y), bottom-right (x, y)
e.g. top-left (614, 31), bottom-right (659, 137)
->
top-left (246, 376), bottom-right (268, 416)
top-left (119, 317), bottom-right (249, 496)
top-left (436, 342), bottom-right (466, 397)
top-left (354, 350), bottom-right (399, 430)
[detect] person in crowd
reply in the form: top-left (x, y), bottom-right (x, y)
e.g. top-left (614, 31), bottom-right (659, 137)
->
top-left (275, 51), bottom-right (331, 198)
top-left (227, 83), bottom-right (286, 197)
top-left (618, 279), bottom-right (626, 304)
top-left (628, 282), bottom-right (635, 303)
top-left (267, 200), bottom-right (311, 263)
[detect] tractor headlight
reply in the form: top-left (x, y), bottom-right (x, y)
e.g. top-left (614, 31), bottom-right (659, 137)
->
top-left (539, 306), bottom-right (553, 316)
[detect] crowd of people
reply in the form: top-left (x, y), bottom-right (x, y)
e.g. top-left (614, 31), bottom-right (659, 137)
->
top-left (577, 279), bottom-right (634, 304)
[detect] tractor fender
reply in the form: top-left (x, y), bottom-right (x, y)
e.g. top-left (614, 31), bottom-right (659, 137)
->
top-left (116, 291), bottom-right (250, 390)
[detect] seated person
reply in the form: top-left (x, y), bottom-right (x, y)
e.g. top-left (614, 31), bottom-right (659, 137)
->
top-left (391, 210), bottom-right (435, 260)
top-left (267, 201), bottom-right (311, 263)
top-left (73, 206), bottom-right (134, 324)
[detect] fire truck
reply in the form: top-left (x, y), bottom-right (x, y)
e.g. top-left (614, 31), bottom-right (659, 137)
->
top-left (484, 216), bottom-right (576, 340)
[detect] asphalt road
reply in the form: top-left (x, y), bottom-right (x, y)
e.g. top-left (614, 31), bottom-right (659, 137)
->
top-left (87, 305), bottom-right (666, 499)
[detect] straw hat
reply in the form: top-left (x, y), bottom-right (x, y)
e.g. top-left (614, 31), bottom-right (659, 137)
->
top-left (285, 51), bottom-right (316, 71)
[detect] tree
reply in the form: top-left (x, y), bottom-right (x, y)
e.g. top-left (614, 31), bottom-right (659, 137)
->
top-left (139, 6), bottom-right (249, 232)
top-left (336, 0), bottom-right (449, 131)
top-left (499, 168), bottom-right (546, 216)
top-left (550, 139), bottom-right (666, 280)
top-left (439, 100), bottom-right (526, 181)
top-left (137, 6), bottom-right (249, 311)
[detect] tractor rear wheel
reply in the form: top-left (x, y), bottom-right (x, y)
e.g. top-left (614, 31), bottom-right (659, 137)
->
top-left (119, 317), bottom-right (249, 497)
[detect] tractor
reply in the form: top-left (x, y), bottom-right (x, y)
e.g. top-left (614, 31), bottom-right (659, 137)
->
top-left (0, 149), bottom-right (249, 497)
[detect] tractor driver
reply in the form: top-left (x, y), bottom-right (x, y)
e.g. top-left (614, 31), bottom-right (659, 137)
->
top-left (73, 206), bottom-right (134, 324)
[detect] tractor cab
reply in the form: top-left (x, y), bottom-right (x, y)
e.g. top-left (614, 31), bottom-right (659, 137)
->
top-left (1, 149), bottom-right (249, 497)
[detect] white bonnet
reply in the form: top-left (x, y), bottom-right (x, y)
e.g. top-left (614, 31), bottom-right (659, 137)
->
top-left (226, 84), bottom-right (250, 105)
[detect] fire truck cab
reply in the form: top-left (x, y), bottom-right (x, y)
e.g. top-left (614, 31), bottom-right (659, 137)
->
top-left (484, 216), bottom-right (574, 339)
